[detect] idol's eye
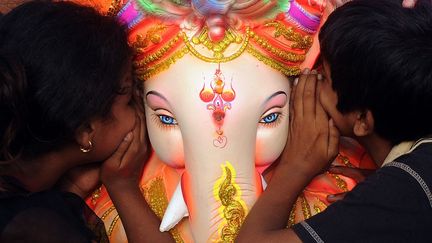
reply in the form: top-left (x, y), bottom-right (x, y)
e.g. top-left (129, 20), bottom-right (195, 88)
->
top-left (259, 112), bottom-right (280, 124)
top-left (158, 115), bottom-right (178, 125)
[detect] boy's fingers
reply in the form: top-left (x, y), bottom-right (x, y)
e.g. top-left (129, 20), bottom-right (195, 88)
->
top-left (134, 114), bottom-right (141, 141)
top-left (289, 78), bottom-right (298, 122)
top-left (134, 109), bottom-right (144, 141)
top-left (293, 69), bottom-right (310, 119)
top-left (120, 115), bottom-right (141, 166)
top-left (303, 70), bottom-right (317, 119)
top-left (315, 78), bottom-right (328, 126)
top-left (109, 132), bottom-right (133, 165)
top-left (327, 119), bottom-right (340, 160)
top-left (137, 111), bottom-right (146, 142)
top-left (316, 102), bottom-right (329, 136)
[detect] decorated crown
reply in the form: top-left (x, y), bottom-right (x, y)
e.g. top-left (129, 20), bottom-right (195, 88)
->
top-left (76, 0), bottom-right (329, 80)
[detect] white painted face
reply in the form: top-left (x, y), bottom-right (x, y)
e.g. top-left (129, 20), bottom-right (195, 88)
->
top-left (144, 52), bottom-right (290, 171)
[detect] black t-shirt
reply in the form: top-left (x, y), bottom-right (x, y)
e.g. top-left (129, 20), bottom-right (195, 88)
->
top-left (292, 140), bottom-right (432, 243)
top-left (0, 176), bottom-right (109, 243)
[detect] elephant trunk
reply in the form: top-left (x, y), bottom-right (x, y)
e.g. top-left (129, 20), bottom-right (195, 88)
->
top-left (180, 126), bottom-right (262, 242)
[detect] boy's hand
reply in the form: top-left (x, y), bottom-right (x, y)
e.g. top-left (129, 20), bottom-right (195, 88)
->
top-left (100, 110), bottom-right (151, 189)
top-left (278, 69), bottom-right (339, 178)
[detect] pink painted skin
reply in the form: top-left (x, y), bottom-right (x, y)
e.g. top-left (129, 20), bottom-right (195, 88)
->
top-left (255, 91), bottom-right (288, 173)
top-left (146, 91), bottom-right (172, 112)
top-left (145, 91), bottom-right (185, 169)
top-left (261, 92), bottom-right (287, 118)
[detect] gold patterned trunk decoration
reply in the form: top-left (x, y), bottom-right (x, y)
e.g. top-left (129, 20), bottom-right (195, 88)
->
top-left (213, 162), bottom-right (247, 243)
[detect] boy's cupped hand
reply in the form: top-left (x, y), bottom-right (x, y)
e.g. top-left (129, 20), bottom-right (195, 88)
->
top-left (100, 108), bottom-right (151, 190)
top-left (278, 69), bottom-right (340, 179)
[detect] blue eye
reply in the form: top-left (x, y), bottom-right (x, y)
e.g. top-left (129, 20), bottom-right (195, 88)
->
top-left (260, 113), bottom-right (279, 124)
top-left (159, 115), bottom-right (178, 125)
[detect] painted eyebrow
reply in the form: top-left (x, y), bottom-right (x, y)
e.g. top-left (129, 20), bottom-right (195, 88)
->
top-left (146, 90), bottom-right (168, 102)
top-left (145, 90), bottom-right (174, 109)
top-left (263, 91), bottom-right (287, 105)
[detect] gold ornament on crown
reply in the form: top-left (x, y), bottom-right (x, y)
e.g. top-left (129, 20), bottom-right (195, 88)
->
top-left (113, 0), bottom-right (325, 80)
top-left (132, 22), bottom-right (314, 80)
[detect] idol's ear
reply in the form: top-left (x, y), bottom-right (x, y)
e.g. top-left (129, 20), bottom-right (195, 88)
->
top-left (352, 110), bottom-right (374, 137)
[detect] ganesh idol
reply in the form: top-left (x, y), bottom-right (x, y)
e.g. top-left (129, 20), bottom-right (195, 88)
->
top-left (71, 0), bottom-right (376, 242)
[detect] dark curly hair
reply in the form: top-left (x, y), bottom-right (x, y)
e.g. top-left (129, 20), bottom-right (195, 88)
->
top-left (319, 0), bottom-right (432, 145)
top-left (0, 1), bottom-right (132, 161)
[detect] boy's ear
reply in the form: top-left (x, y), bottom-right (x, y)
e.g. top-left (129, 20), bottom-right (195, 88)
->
top-left (353, 110), bottom-right (374, 137)
top-left (75, 122), bottom-right (96, 150)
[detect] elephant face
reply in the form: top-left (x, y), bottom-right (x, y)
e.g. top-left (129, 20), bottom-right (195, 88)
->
top-left (144, 53), bottom-right (290, 242)
top-left (80, 2), bottom-right (379, 242)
